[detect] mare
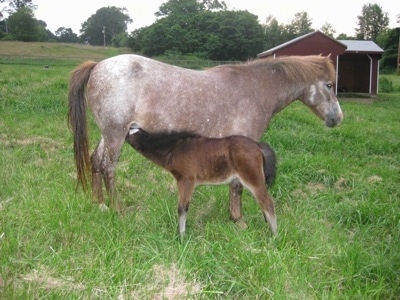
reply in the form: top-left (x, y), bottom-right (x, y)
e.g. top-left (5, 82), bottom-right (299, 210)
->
top-left (125, 125), bottom-right (277, 236)
top-left (68, 54), bottom-right (343, 216)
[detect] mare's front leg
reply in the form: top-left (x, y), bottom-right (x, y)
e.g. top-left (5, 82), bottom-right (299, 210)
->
top-left (229, 179), bottom-right (244, 223)
top-left (176, 178), bottom-right (195, 237)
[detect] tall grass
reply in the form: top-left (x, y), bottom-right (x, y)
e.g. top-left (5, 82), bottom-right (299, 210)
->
top-left (0, 60), bottom-right (399, 299)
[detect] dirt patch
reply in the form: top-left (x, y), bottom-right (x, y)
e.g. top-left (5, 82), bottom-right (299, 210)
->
top-left (14, 263), bottom-right (201, 298)
top-left (153, 264), bottom-right (201, 299)
top-left (367, 175), bottom-right (383, 183)
top-left (128, 264), bottom-right (202, 299)
top-left (20, 266), bottom-right (85, 291)
top-left (292, 182), bottom-right (327, 198)
top-left (334, 177), bottom-right (349, 190)
top-left (0, 134), bottom-right (63, 152)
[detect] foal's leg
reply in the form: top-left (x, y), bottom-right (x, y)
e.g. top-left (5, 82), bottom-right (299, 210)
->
top-left (255, 190), bottom-right (277, 235)
top-left (229, 179), bottom-right (243, 222)
top-left (240, 176), bottom-right (277, 235)
top-left (176, 178), bottom-right (195, 236)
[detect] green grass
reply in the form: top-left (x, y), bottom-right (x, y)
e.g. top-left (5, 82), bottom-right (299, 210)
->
top-left (1, 58), bottom-right (400, 299)
top-left (0, 41), bottom-right (133, 65)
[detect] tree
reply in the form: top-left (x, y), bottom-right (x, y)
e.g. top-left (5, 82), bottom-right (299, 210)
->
top-left (55, 27), bottom-right (79, 43)
top-left (284, 11), bottom-right (313, 40)
top-left (378, 27), bottom-right (400, 72)
top-left (205, 10), bottom-right (264, 60)
top-left (111, 31), bottom-right (129, 47)
top-left (6, 7), bottom-right (45, 41)
top-left (9, 0), bottom-right (36, 11)
top-left (320, 22), bottom-right (336, 37)
top-left (355, 3), bottom-right (389, 41)
top-left (130, 7), bottom-right (263, 60)
top-left (262, 15), bottom-right (285, 50)
top-left (199, 0), bottom-right (227, 11)
top-left (80, 6), bottom-right (132, 46)
top-left (1, 0), bottom-right (36, 13)
top-left (155, 0), bottom-right (201, 17)
top-left (336, 33), bottom-right (356, 40)
top-left (155, 0), bottom-right (226, 17)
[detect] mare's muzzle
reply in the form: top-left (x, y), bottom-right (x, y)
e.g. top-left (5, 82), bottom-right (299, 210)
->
top-left (324, 107), bottom-right (343, 127)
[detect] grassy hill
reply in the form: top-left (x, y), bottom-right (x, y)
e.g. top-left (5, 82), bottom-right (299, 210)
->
top-left (0, 41), bottom-right (133, 64)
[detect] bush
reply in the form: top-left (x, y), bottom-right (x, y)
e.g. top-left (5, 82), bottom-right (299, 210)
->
top-left (379, 76), bottom-right (393, 93)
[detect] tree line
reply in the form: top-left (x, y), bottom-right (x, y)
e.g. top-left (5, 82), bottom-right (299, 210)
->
top-left (0, 0), bottom-right (399, 70)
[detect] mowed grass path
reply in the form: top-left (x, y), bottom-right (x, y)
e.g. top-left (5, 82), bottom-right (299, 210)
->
top-left (0, 61), bottom-right (399, 299)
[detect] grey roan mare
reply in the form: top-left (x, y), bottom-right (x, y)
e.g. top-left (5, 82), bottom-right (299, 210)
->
top-left (68, 54), bottom-right (343, 220)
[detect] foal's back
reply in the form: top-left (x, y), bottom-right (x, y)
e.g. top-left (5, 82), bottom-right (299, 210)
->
top-left (169, 135), bottom-right (264, 184)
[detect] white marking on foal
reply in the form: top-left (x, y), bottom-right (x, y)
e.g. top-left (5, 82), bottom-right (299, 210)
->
top-left (178, 212), bottom-right (187, 235)
top-left (129, 128), bottom-right (140, 135)
top-left (99, 203), bottom-right (109, 211)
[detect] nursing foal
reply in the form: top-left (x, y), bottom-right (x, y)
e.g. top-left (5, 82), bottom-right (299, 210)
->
top-left (125, 125), bottom-right (278, 236)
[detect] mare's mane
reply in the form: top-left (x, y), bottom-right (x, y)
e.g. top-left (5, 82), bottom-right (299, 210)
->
top-left (215, 55), bottom-right (336, 84)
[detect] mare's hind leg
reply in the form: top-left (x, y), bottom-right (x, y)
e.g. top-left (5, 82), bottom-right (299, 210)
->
top-left (91, 138), bottom-right (106, 209)
top-left (176, 178), bottom-right (195, 237)
top-left (91, 136), bottom-right (124, 213)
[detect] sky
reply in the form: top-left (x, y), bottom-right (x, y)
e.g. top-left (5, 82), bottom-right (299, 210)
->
top-left (26, 0), bottom-right (400, 36)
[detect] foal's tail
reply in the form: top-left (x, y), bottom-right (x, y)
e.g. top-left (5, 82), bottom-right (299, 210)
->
top-left (68, 61), bottom-right (98, 190)
top-left (258, 143), bottom-right (277, 187)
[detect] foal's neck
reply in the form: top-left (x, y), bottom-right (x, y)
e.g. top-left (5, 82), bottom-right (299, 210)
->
top-left (128, 130), bottom-right (197, 168)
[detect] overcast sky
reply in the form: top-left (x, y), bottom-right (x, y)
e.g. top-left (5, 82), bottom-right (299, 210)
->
top-left (29, 0), bottom-right (399, 36)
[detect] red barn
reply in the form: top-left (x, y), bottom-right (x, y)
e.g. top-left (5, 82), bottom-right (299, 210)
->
top-left (257, 31), bottom-right (384, 95)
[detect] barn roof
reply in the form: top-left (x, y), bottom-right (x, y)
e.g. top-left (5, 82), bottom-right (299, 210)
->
top-left (257, 31), bottom-right (347, 58)
top-left (337, 40), bottom-right (384, 54)
top-left (258, 31), bottom-right (384, 58)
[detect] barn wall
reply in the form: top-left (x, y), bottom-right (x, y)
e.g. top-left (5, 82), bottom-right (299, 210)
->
top-left (338, 53), bottom-right (381, 95)
top-left (338, 54), bottom-right (370, 93)
top-left (275, 34), bottom-right (346, 68)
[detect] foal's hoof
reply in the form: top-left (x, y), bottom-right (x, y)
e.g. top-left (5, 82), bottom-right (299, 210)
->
top-left (235, 219), bottom-right (248, 229)
top-left (174, 232), bottom-right (185, 243)
top-left (98, 203), bottom-right (109, 211)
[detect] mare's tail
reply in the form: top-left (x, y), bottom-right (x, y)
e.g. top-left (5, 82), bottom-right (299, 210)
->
top-left (68, 61), bottom-right (98, 190)
top-left (258, 142), bottom-right (277, 187)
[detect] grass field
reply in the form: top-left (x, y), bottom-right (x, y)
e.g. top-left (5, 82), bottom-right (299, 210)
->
top-left (1, 45), bottom-right (400, 299)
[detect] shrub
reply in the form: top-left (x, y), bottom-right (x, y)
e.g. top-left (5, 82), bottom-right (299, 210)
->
top-left (379, 76), bottom-right (393, 93)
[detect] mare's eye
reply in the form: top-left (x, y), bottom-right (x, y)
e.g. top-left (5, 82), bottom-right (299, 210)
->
top-left (326, 83), bottom-right (333, 89)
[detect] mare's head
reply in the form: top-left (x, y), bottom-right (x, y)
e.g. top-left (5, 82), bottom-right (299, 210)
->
top-left (275, 55), bottom-right (343, 127)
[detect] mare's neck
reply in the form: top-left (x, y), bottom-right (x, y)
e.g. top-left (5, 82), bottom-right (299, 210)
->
top-left (269, 81), bottom-right (305, 117)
